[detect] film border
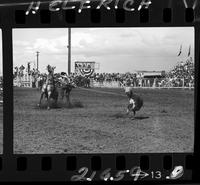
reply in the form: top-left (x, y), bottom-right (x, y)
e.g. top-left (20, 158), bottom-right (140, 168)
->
top-left (0, 0), bottom-right (199, 183)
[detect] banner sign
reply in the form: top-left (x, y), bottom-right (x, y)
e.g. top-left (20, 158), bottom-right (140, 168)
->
top-left (75, 61), bottom-right (95, 77)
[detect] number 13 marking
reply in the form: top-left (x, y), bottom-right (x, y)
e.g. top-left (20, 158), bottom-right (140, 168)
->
top-left (151, 171), bottom-right (162, 179)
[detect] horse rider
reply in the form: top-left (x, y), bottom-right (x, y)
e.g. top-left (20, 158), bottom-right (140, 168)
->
top-left (60, 74), bottom-right (70, 85)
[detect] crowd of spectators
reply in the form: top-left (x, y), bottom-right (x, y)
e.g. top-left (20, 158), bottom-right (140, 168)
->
top-left (91, 72), bottom-right (144, 86)
top-left (89, 57), bottom-right (195, 88)
top-left (162, 57), bottom-right (194, 88)
top-left (13, 57), bottom-right (194, 88)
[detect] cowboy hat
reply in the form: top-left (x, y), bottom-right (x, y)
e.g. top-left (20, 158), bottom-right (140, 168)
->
top-left (61, 72), bottom-right (67, 76)
top-left (60, 74), bottom-right (69, 79)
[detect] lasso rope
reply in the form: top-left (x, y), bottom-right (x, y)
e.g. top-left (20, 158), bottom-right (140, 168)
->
top-left (77, 87), bottom-right (127, 97)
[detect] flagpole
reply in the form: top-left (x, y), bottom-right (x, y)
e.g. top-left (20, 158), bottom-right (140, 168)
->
top-left (68, 28), bottom-right (71, 75)
top-left (36, 51), bottom-right (39, 71)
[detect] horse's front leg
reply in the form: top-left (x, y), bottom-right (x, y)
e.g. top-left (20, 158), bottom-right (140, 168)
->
top-left (66, 92), bottom-right (71, 106)
top-left (54, 91), bottom-right (58, 107)
top-left (38, 92), bottom-right (44, 107)
top-left (47, 91), bottom-right (51, 110)
top-left (60, 88), bottom-right (64, 100)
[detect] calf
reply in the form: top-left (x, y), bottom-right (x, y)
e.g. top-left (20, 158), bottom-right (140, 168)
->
top-left (125, 87), bottom-right (143, 118)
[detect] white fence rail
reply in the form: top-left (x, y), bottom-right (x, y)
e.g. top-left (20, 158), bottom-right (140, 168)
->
top-left (13, 77), bottom-right (194, 90)
top-left (91, 81), bottom-right (120, 88)
top-left (90, 80), bottom-right (194, 89)
top-left (13, 74), bottom-right (33, 88)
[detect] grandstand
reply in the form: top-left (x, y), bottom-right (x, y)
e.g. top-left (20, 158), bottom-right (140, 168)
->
top-left (90, 57), bottom-right (194, 89)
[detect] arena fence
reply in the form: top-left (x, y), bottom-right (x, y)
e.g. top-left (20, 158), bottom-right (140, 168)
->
top-left (13, 77), bottom-right (194, 90)
top-left (90, 80), bottom-right (194, 89)
top-left (90, 80), bottom-right (120, 88)
top-left (128, 86), bottom-right (194, 89)
top-left (13, 74), bottom-right (33, 88)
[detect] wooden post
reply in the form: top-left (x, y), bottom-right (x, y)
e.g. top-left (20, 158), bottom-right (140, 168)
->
top-left (36, 51), bottom-right (39, 71)
top-left (68, 28), bottom-right (71, 75)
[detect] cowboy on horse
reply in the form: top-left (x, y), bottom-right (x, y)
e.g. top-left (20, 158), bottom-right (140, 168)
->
top-left (59, 72), bottom-right (70, 85)
top-left (38, 65), bottom-right (58, 110)
top-left (58, 72), bottom-right (76, 106)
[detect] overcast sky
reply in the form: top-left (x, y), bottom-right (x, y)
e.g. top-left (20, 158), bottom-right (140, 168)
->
top-left (0, 27), bottom-right (195, 74)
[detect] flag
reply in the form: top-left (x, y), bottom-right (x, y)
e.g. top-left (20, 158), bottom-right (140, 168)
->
top-left (177, 44), bottom-right (182, 56)
top-left (27, 62), bottom-right (31, 75)
top-left (188, 45), bottom-right (191, 57)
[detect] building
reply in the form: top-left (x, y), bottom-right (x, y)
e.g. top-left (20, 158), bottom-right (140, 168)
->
top-left (136, 70), bottom-right (165, 78)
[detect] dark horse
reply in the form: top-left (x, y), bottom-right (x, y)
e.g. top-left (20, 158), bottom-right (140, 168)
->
top-left (38, 65), bottom-right (58, 110)
top-left (57, 77), bottom-right (76, 106)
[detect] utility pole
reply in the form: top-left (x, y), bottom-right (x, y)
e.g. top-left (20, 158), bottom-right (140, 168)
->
top-left (68, 28), bottom-right (71, 75)
top-left (36, 51), bottom-right (39, 71)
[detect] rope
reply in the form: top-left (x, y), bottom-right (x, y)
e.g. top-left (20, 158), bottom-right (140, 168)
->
top-left (77, 87), bottom-right (127, 97)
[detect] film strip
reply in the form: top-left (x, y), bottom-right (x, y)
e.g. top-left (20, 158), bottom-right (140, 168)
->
top-left (0, 0), bottom-right (199, 183)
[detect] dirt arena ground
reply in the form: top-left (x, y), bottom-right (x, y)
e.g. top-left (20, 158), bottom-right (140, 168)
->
top-left (14, 87), bottom-right (194, 154)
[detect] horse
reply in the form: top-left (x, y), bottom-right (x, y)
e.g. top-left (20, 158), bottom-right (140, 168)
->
top-left (37, 75), bottom-right (46, 91)
top-left (57, 76), bottom-right (76, 106)
top-left (38, 65), bottom-right (58, 110)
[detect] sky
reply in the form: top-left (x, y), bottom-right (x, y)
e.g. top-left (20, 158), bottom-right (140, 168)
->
top-left (0, 27), bottom-right (194, 74)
